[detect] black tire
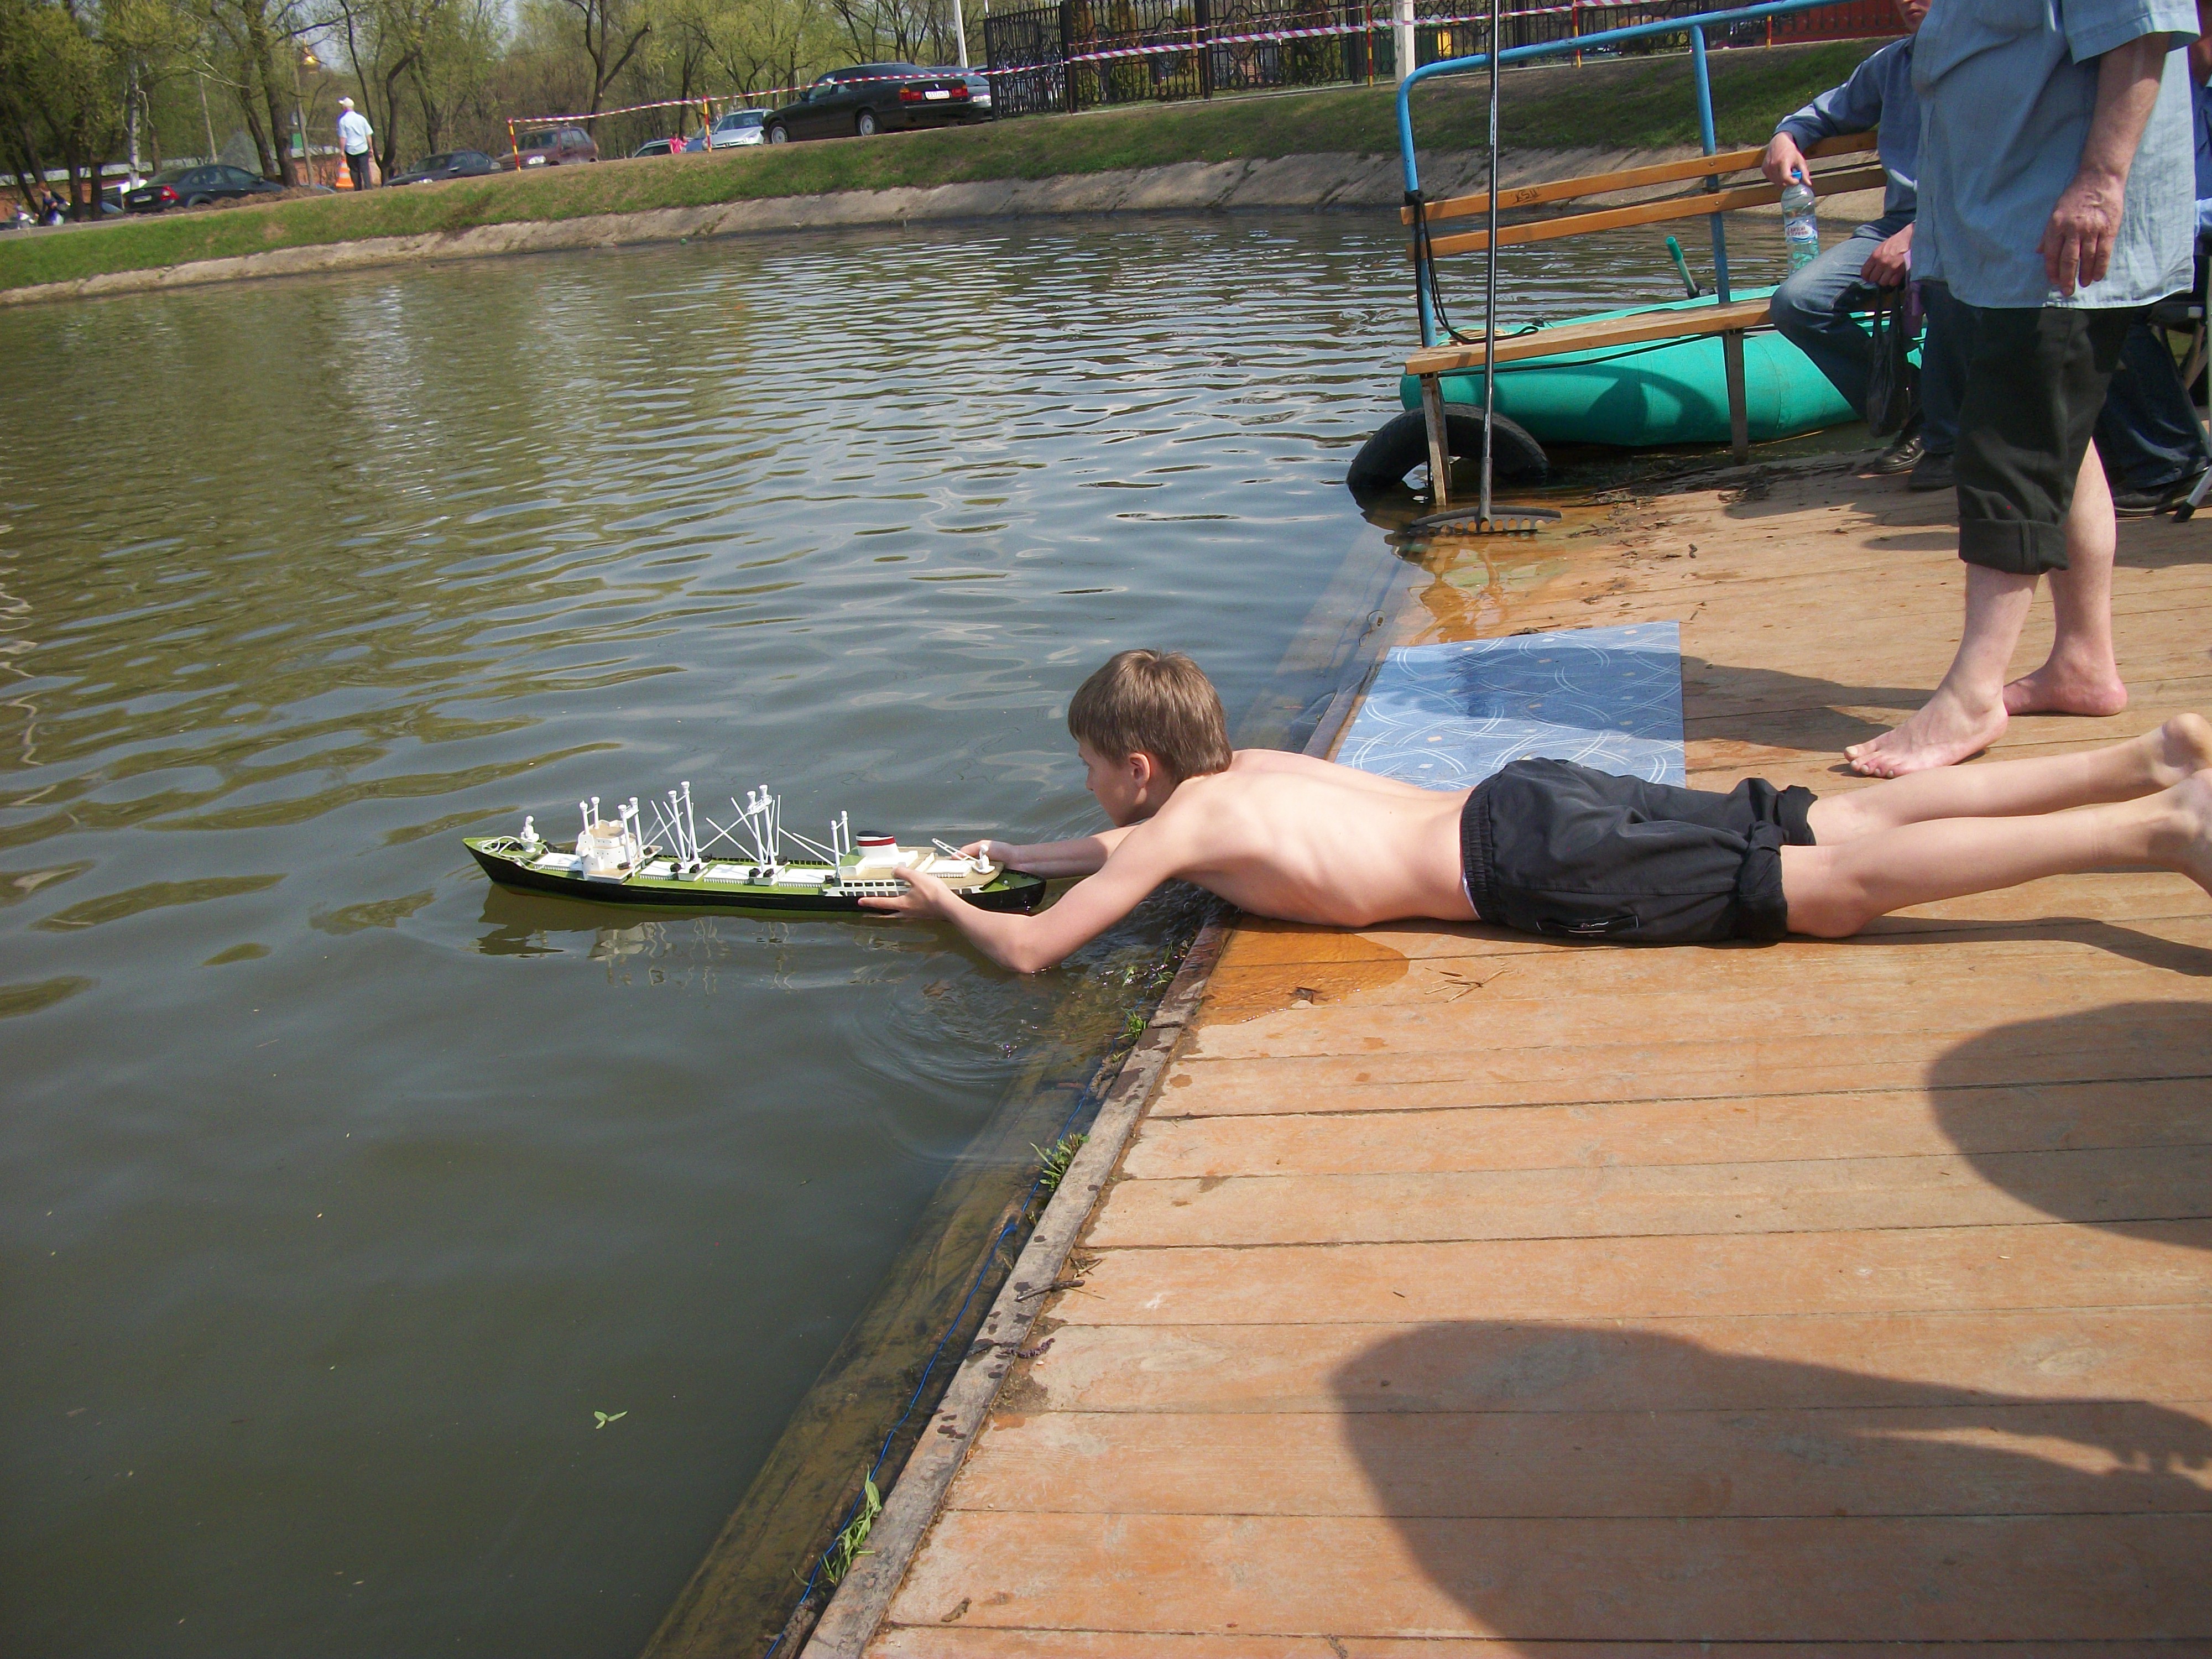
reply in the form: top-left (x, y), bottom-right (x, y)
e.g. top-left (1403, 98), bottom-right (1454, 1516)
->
top-left (1345, 408), bottom-right (1548, 500)
top-left (183, 194), bottom-right (210, 208)
top-left (855, 108), bottom-right (879, 137)
top-left (765, 123), bottom-right (790, 144)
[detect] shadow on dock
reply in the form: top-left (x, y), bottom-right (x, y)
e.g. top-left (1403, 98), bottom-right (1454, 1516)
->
top-left (1332, 1318), bottom-right (2212, 1644)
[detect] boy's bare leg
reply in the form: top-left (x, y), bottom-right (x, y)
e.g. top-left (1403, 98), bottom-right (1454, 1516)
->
top-left (1844, 442), bottom-right (2125, 779)
top-left (2003, 445), bottom-right (2128, 718)
top-left (1809, 714), bottom-right (2212, 843)
top-left (1782, 773), bottom-right (2212, 937)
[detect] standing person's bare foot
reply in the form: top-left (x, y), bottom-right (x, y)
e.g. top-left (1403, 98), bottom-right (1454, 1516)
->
top-left (2002, 656), bottom-right (2130, 718)
top-left (2143, 712), bottom-right (2212, 788)
top-left (1845, 685), bottom-right (2010, 777)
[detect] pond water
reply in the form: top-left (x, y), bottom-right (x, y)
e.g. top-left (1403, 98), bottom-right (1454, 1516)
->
top-left (0, 213), bottom-right (1790, 1658)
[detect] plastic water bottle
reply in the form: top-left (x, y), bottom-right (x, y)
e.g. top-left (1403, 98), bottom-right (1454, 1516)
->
top-left (1781, 176), bottom-right (1820, 270)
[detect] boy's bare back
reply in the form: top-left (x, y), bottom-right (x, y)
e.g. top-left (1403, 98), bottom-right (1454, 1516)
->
top-left (1140, 750), bottom-right (1475, 928)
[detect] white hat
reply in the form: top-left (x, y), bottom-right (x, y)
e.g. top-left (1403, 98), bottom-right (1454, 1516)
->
top-left (339, 96), bottom-right (354, 108)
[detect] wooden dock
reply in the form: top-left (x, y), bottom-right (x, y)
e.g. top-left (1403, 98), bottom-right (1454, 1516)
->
top-left (833, 462), bottom-right (2212, 1654)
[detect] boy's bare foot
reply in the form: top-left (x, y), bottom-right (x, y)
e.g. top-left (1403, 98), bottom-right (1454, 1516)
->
top-left (2002, 658), bottom-right (2129, 718)
top-left (1845, 686), bottom-right (2008, 778)
top-left (2144, 712), bottom-right (2212, 789)
top-left (2159, 772), bottom-right (2212, 900)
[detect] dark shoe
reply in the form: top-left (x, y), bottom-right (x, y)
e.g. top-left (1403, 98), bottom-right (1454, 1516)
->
top-left (2111, 467), bottom-right (2208, 518)
top-left (1907, 451), bottom-right (1954, 492)
top-left (1867, 426), bottom-right (1926, 475)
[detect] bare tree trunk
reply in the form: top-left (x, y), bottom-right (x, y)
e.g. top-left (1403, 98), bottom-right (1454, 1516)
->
top-left (378, 51), bottom-right (418, 170)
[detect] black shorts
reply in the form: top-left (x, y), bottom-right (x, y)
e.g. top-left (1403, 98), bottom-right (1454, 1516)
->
top-left (1955, 305), bottom-right (2137, 576)
top-left (1459, 758), bottom-right (1818, 944)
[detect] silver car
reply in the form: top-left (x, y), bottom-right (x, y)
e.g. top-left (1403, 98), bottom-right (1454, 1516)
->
top-left (707, 109), bottom-right (768, 149)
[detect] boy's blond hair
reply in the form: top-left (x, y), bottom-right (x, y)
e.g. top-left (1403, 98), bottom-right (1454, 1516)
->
top-left (1068, 650), bottom-right (1232, 782)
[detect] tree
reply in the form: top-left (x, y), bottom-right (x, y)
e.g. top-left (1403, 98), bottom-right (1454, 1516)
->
top-left (199, 0), bottom-right (315, 179)
top-left (556, 0), bottom-right (648, 115)
top-left (692, 0), bottom-right (824, 101)
top-left (404, 0), bottom-right (497, 153)
top-left (0, 0), bottom-right (189, 215)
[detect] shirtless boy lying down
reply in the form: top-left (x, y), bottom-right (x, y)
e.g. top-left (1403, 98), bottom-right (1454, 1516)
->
top-left (863, 649), bottom-right (2212, 973)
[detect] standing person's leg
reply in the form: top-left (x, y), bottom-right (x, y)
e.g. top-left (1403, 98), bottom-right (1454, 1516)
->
top-left (1843, 305), bottom-right (2133, 778)
top-left (1766, 220), bottom-right (1893, 414)
top-left (346, 150), bottom-right (367, 191)
top-left (2004, 443), bottom-right (2125, 716)
top-left (2094, 319), bottom-right (2209, 508)
top-left (1911, 279), bottom-right (1975, 489)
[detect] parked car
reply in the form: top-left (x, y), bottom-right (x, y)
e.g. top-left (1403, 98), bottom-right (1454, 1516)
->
top-left (500, 127), bottom-right (599, 169)
top-left (763, 64), bottom-right (990, 143)
top-left (630, 137), bottom-right (684, 158)
top-left (926, 68), bottom-right (994, 112)
top-left (706, 108), bottom-right (768, 148)
top-left (389, 149), bottom-right (501, 184)
top-left (124, 164), bottom-right (284, 213)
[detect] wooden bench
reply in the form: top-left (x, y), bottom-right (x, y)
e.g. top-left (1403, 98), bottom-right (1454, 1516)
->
top-left (1403, 133), bottom-right (1884, 495)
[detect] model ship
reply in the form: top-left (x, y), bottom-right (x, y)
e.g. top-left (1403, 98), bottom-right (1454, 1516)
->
top-left (465, 782), bottom-right (1047, 914)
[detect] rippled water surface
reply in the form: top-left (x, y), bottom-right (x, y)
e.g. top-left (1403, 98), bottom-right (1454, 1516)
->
top-left (0, 215), bottom-right (1772, 1658)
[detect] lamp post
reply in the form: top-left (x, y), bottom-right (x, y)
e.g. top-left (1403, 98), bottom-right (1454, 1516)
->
top-left (290, 45), bottom-right (321, 185)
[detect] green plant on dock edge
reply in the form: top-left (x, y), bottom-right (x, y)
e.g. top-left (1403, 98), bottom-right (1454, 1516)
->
top-left (818, 1468), bottom-right (883, 1588)
top-left (1032, 1133), bottom-right (1088, 1198)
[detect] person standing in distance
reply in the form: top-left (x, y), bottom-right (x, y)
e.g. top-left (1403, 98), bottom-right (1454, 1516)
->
top-left (337, 97), bottom-right (374, 191)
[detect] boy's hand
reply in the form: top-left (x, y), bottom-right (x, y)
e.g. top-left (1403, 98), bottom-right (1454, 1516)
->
top-left (856, 864), bottom-right (958, 919)
top-left (958, 838), bottom-right (1004, 868)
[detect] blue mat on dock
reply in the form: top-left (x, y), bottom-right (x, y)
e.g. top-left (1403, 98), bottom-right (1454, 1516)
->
top-left (1337, 621), bottom-right (1686, 788)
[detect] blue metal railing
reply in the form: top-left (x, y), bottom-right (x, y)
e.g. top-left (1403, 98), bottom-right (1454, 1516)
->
top-left (1397, 0), bottom-right (1854, 346)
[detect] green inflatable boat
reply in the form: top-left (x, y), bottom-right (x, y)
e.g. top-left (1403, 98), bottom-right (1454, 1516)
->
top-left (1394, 286), bottom-right (1853, 451)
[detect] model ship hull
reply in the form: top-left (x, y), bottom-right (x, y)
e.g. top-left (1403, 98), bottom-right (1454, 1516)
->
top-left (466, 837), bottom-right (1048, 915)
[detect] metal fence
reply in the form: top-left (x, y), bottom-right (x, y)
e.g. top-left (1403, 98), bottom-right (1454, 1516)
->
top-left (980, 0), bottom-right (1897, 116)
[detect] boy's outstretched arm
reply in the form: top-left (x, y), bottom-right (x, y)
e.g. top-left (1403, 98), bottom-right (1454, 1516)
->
top-left (862, 828), bottom-right (1177, 973)
top-left (962, 826), bottom-right (1136, 878)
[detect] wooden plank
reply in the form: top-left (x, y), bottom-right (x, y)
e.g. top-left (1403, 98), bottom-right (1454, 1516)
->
top-left (1157, 999), bottom-right (2212, 1116)
top-left (1086, 1145), bottom-right (2212, 1249)
top-left (880, 1635), bottom-right (2208, 1659)
top-left (1015, 1308), bottom-right (2212, 1417)
top-left (1415, 164), bottom-right (1891, 260)
top-left (1194, 915), bottom-right (2212, 1019)
top-left (946, 1402), bottom-right (2212, 1517)
top-left (1401, 132), bottom-right (1881, 225)
top-left (1047, 1223), bottom-right (2212, 1328)
top-left (885, 1510), bottom-right (2212, 1641)
top-left (1122, 1081), bottom-right (2212, 1180)
top-left (1177, 973), bottom-right (2212, 1066)
top-left (1405, 296), bottom-right (1773, 377)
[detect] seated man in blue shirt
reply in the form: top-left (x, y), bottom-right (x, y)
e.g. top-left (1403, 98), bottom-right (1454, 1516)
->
top-left (1764, 0), bottom-right (1961, 488)
top-left (2091, 24), bottom-right (2212, 514)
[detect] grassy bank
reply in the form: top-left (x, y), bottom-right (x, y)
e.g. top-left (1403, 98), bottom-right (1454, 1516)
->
top-left (0, 40), bottom-right (1870, 294)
